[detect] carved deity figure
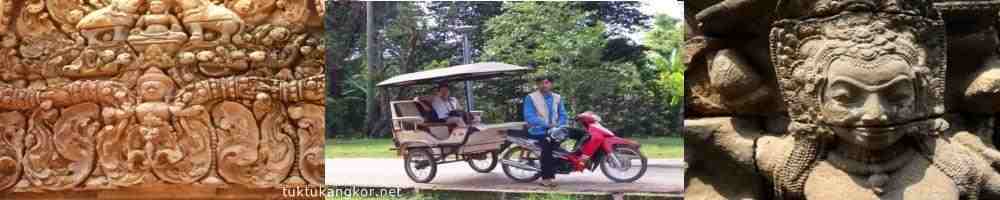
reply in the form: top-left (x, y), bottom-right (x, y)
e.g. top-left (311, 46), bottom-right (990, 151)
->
top-left (134, 67), bottom-right (202, 166)
top-left (686, 5), bottom-right (1000, 200)
top-left (127, 0), bottom-right (187, 44)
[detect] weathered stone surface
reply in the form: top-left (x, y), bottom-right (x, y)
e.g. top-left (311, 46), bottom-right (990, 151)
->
top-left (0, 0), bottom-right (326, 194)
top-left (683, 117), bottom-right (765, 200)
top-left (686, 0), bottom-right (1000, 199)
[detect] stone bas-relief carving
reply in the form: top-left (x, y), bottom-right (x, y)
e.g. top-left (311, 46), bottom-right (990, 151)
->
top-left (686, 0), bottom-right (1000, 199)
top-left (0, 0), bottom-right (325, 193)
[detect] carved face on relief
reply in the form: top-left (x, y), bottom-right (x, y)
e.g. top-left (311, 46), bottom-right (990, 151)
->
top-left (233, 0), bottom-right (252, 15)
top-left (149, 1), bottom-right (166, 14)
top-left (0, 112), bottom-right (25, 138)
top-left (821, 53), bottom-right (917, 149)
top-left (141, 80), bottom-right (171, 101)
top-left (1, 35), bottom-right (18, 48)
top-left (138, 68), bottom-right (176, 102)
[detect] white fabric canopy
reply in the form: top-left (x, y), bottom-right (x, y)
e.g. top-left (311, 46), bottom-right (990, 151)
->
top-left (377, 62), bottom-right (532, 87)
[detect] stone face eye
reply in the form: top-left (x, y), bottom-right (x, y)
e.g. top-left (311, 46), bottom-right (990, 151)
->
top-left (828, 83), bottom-right (858, 105)
top-left (885, 79), bottom-right (914, 104)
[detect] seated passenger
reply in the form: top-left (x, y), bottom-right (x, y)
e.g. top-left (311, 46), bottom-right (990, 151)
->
top-left (415, 83), bottom-right (466, 126)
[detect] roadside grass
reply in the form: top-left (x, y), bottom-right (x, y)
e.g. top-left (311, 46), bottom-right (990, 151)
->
top-left (634, 136), bottom-right (683, 159)
top-left (325, 137), bottom-right (400, 158)
top-left (325, 136), bottom-right (682, 159)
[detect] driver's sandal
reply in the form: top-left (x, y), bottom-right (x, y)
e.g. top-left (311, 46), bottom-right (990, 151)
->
top-left (539, 179), bottom-right (557, 187)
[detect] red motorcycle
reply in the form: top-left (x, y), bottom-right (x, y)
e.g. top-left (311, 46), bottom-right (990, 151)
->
top-left (499, 112), bottom-right (648, 183)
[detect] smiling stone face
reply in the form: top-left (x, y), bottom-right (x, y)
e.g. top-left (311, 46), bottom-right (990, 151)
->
top-left (770, 12), bottom-right (946, 134)
top-left (821, 54), bottom-right (917, 149)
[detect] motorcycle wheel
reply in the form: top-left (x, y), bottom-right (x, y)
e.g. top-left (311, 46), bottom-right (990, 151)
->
top-left (500, 145), bottom-right (542, 182)
top-left (468, 151), bottom-right (499, 173)
top-left (601, 147), bottom-right (648, 183)
top-left (404, 148), bottom-right (437, 183)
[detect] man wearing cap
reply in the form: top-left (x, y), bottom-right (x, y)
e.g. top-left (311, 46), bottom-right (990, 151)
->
top-left (523, 76), bottom-right (568, 187)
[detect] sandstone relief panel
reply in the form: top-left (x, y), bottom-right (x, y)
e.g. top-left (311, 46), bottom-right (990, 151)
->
top-left (0, 0), bottom-right (326, 193)
top-left (686, 0), bottom-right (1000, 199)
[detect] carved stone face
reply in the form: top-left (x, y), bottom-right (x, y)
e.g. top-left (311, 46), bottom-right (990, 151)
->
top-left (150, 1), bottom-right (166, 14)
top-left (0, 112), bottom-right (24, 136)
top-left (0, 35), bottom-right (16, 48)
top-left (140, 81), bottom-right (170, 101)
top-left (234, 0), bottom-right (252, 14)
top-left (821, 54), bottom-right (916, 149)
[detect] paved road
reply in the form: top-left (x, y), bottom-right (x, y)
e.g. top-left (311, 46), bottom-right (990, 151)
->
top-left (325, 158), bottom-right (684, 194)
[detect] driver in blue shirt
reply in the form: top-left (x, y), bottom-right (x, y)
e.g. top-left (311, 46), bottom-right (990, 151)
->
top-left (523, 76), bottom-right (568, 187)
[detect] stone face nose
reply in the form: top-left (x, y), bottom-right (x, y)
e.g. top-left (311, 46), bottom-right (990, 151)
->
top-left (859, 95), bottom-right (889, 126)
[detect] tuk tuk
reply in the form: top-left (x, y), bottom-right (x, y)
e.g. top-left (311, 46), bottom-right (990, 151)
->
top-left (376, 62), bottom-right (531, 183)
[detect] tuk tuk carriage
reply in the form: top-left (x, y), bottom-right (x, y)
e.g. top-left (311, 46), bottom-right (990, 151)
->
top-left (376, 62), bottom-right (531, 183)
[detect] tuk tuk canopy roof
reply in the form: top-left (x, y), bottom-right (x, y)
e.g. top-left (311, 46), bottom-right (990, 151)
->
top-left (376, 62), bottom-right (532, 87)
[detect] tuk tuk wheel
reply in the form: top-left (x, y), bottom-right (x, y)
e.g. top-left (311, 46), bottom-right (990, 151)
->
top-left (500, 145), bottom-right (542, 183)
top-left (467, 151), bottom-right (499, 173)
top-left (404, 148), bottom-right (437, 183)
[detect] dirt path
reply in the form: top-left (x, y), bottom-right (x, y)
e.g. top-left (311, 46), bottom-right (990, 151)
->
top-left (325, 158), bottom-right (684, 194)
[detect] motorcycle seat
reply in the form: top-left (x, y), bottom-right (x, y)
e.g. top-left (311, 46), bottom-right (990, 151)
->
top-left (507, 129), bottom-right (531, 138)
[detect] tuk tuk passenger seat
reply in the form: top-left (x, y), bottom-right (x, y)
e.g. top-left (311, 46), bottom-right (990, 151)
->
top-left (391, 100), bottom-right (452, 140)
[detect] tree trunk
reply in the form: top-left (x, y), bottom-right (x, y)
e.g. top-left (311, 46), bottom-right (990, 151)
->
top-left (326, 1), bottom-right (365, 138)
top-left (364, 2), bottom-right (379, 136)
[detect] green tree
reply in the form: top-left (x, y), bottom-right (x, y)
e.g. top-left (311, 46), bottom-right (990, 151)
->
top-left (645, 15), bottom-right (683, 57)
top-left (326, 0), bottom-right (366, 138)
top-left (483, 2), bottom-right (670, 136)
top-left (575, 1), bottom-right (651, 35)
top-left (484, 2), bottom-right (605, 70)
top-left (482, 2), bottom-right (607, 121)
top-left (644, 15), bottom-right (685, 133)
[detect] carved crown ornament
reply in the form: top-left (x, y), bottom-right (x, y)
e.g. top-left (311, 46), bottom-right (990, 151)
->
top-left (769, 9), bottom-right (947, 127)
top-left (0, 0), bottom-right (326, 193)
top-left (776, 0), bottom-right (937, 19)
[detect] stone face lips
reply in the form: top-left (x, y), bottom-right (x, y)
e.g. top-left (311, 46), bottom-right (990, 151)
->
top-left (0, 0), bottom-right (326, 192)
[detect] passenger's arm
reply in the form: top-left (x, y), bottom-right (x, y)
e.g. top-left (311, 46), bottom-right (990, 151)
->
top-left (413, 96), bottom-right (431, 110)
top-left (450, 97), bottom-right (462, 111)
